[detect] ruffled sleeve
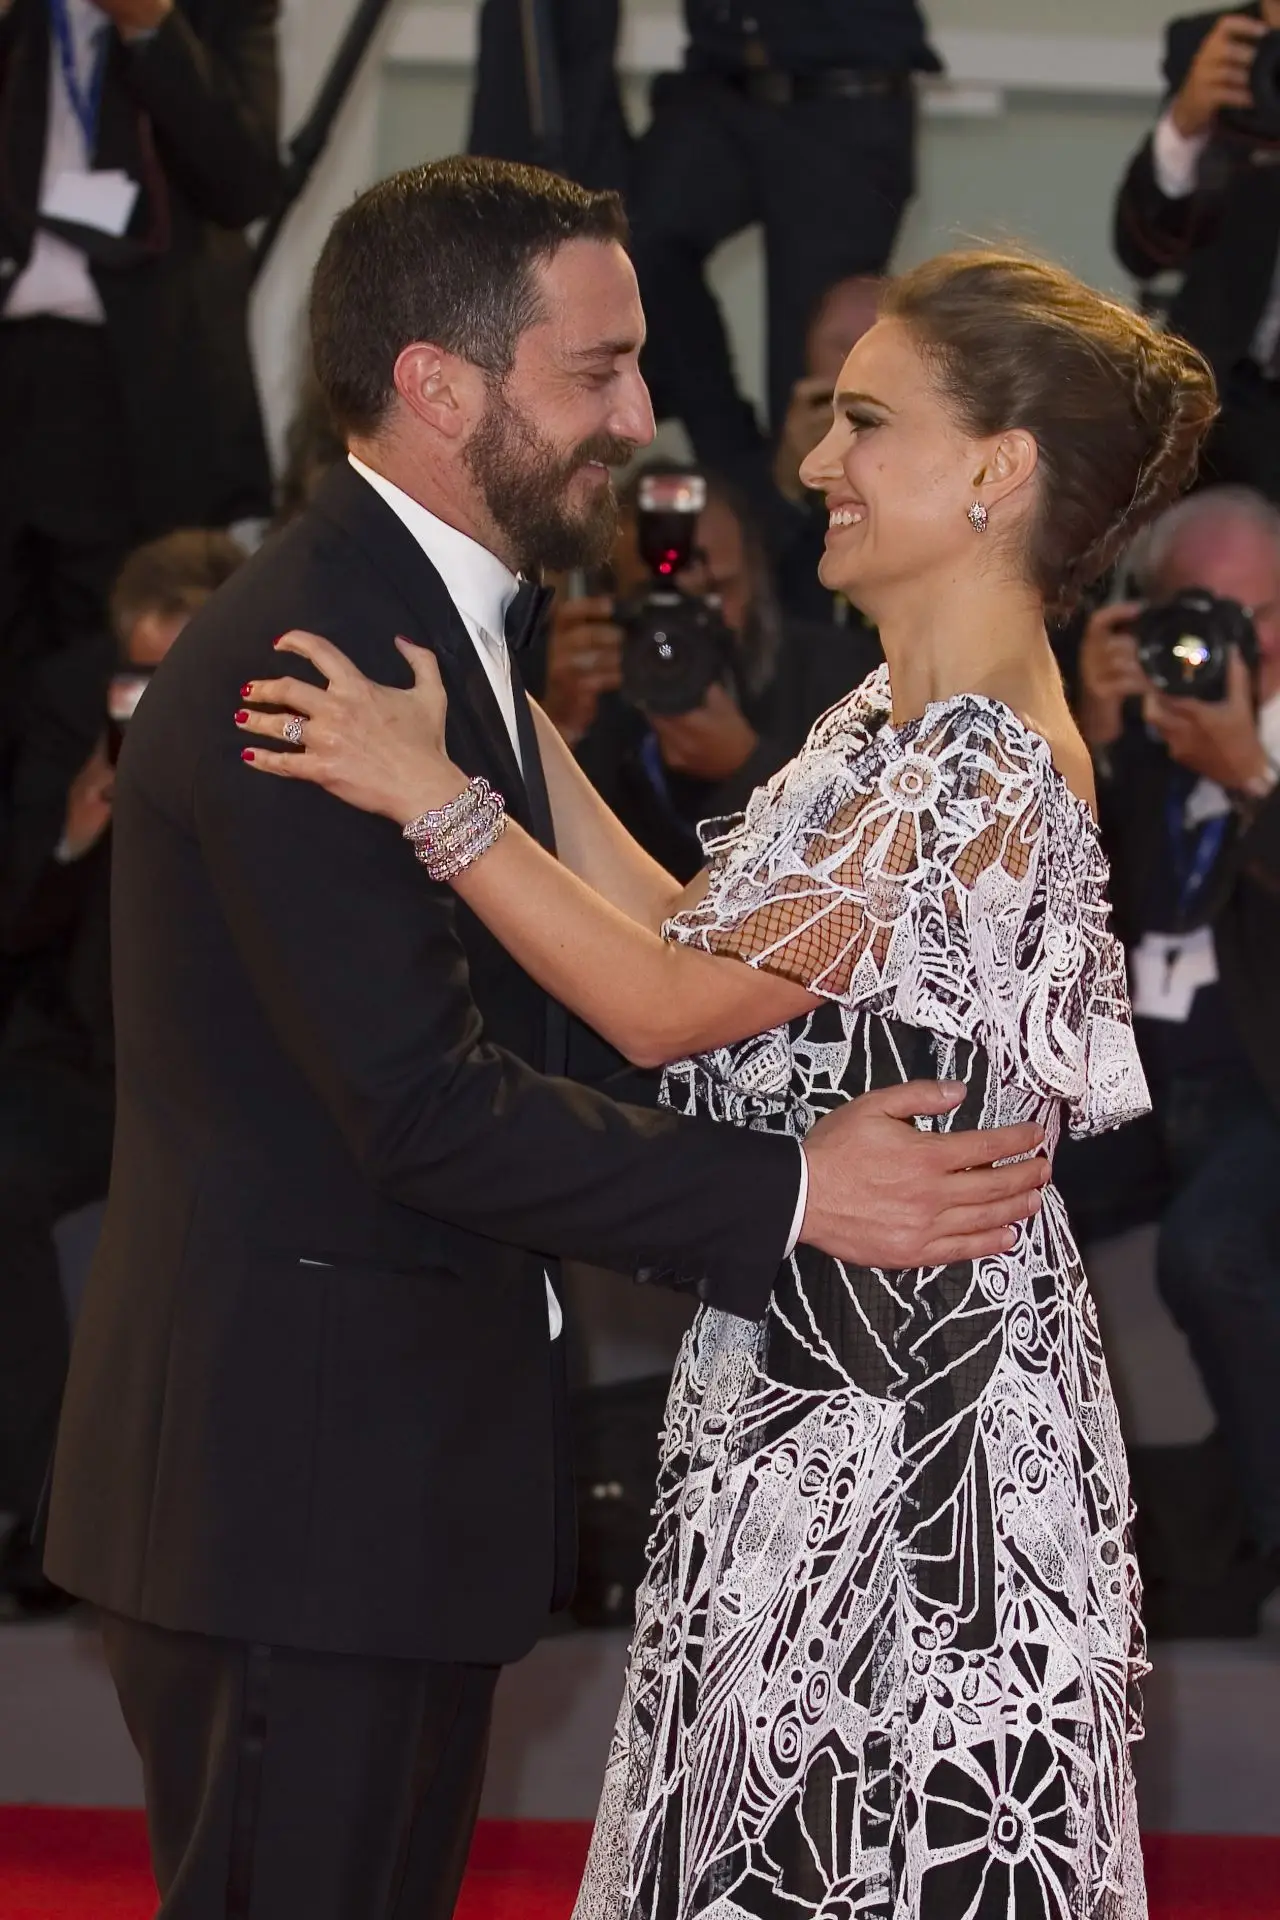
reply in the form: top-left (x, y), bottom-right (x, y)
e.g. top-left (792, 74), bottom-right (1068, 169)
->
top-left (665, 683), bottom-right (1150, 1137)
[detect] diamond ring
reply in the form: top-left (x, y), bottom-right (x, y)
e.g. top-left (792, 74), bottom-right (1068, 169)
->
top-left (283, 714), bottom-right (305, 747)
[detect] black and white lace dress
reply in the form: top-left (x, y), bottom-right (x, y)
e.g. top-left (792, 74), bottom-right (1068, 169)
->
top-left (574, 666), bottom-right (1152, 1920)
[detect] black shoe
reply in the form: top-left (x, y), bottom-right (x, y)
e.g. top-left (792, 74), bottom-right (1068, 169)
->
top-left (0, 1522), bottom-right (76, 1621)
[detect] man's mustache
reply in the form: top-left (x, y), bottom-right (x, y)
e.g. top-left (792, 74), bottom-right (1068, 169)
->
top-left (566, 435), bottom-right (637, 472)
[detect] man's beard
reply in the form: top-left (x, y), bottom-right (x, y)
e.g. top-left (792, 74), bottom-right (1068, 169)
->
top-left (463, 384), bottom-right (635, 575)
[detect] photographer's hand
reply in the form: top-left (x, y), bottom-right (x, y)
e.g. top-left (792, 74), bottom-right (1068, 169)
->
top-left (1077, 602), bottom-right (1148, 746)
top-left (542, 595), bottom-right (623, 747)
top-left (1144, 649), bottom-right (1273, 792)
top-left (60, 739), bottom-right (115, 863)
top-left (650, 684), bottom-right (760, 783)
top-left (1170, 11), bottom-right (1265, 139)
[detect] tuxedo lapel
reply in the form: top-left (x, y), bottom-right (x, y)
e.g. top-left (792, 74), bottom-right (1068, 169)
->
top-left (310, 463), bottom-right (534, 833)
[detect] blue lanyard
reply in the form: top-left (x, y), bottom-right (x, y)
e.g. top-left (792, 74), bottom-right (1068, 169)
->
top-left (1166, 788), bottom-right (1229, 926)
top-left (49, 0), bottom-right (110, 154)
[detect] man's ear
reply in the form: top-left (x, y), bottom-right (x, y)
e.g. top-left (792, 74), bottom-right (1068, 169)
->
top-left (392, 343), bottom-right (484, 440)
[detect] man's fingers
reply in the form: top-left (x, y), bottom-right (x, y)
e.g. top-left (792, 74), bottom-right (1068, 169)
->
top-left (869, 1078), bottom-right (967, 1121)
top-left (934, 1120), bottom-right (1045, 1171)
top-left (941, 1158), bottom-right (1050, 1209)
top-left (923, 1229), bottom-right (1020, 1266)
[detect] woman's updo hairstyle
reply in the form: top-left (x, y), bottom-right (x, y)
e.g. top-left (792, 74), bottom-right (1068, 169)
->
top-left (881, 250), bottom-right (1218, 615)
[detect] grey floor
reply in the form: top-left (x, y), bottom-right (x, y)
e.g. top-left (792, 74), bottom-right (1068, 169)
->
top-left (2, 1222), bottom-right (1275, 1834)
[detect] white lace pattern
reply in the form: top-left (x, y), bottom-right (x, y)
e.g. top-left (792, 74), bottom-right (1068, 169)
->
top-left (574, 668), bottom-right (1151, 1920)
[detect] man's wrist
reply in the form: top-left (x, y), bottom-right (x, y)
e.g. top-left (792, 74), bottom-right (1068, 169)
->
top-left (1156, 103), bottom-right (1210, 188)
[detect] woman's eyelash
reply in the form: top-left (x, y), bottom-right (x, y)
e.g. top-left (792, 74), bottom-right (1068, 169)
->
top-left (844, 410), bottom-right (880, 432)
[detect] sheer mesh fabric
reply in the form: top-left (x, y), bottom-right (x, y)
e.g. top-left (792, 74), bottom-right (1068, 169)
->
top-left (665, 667), bottom-right (1147, 1137)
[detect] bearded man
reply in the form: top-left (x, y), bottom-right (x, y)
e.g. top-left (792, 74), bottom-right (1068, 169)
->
top-left (43, 158), bottom-right (1047, 1919)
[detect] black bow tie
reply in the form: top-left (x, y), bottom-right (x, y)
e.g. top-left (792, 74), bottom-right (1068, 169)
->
top-left (504, 578), bottom-right (555, 652)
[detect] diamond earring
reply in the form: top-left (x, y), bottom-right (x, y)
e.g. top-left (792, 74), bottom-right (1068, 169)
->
top-left (967, 499), bottom-right (989, 533)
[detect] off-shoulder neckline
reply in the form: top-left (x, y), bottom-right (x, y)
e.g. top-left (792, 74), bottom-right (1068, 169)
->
top-left (853, 665), bottom-right (1100, 827)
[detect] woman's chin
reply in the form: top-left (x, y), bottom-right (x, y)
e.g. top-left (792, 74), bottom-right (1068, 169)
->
top-left (817, 547), bottom-right (858, 596)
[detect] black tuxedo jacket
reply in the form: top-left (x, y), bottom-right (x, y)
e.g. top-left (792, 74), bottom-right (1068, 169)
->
top-left (44, 463), bottom-right (801, 1663)
top-left (0, 0), bottom-right (282, 532)
top-left (1114, 6), bottom-right (1280, 378)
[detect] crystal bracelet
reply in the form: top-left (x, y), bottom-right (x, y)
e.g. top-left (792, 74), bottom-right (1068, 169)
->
top-left (402, 776), bottom-right (507, 881)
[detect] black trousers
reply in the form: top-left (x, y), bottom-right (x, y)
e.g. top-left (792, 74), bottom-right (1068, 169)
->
top-left (1199, 361), bottom-right (1280, 504)
top-left (101, 1612), bottom-right (500, 1920)
top-left (0, 1055), bottom-right (113, 1524)
top-left (628, 70), bottom-right (914, 521)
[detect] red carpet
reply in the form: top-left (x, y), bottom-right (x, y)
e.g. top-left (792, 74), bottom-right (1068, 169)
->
top-left (1, 1811), bottom-right (1279, 1918)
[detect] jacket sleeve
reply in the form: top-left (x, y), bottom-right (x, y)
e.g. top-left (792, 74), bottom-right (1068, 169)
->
top-left (193, 716), bottom-right (801, 1320)
top-left (1235, 783), bottom-right (1280, 894)
top-left (1112, 15), bottom-right (1227, 281)
top-left (121, 0), bottom-right (283, 228)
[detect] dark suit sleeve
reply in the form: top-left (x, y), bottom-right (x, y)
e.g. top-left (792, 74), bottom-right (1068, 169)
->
top-left (1113, 15), bottom-right (1232, 280)
top-left (121, 0), bottom-right (283, 227)
top-left (1235, 784), bottom-right (1280, 892)
top-left (193, 722), bottom-right (801, 1318)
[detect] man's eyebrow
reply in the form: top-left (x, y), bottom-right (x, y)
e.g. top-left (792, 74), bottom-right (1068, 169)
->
top-left (834, 389), bottom-right (894, 412)
top-left (566, 338), bottom-right (643, 362)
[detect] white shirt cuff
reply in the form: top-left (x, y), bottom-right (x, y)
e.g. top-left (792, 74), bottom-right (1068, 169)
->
top-left (784, 1142), bottom-right (808, 1257)
top-left (1151, 109), bottom-right (1208, 200)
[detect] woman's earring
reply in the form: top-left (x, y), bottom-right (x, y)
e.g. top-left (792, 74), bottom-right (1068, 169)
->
top-left (967, 499), bottom-right (989, 533)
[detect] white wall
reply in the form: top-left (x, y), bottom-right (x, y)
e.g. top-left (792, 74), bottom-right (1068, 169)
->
top-left (253, 0), bottom-right (1181, 459)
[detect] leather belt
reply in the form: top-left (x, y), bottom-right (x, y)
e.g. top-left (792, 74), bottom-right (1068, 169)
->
top-left (722, 67), bottom-right (913, 107)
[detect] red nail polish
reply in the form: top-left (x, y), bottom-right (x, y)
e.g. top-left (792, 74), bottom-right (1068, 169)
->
top-left (240, 683), bottom-right (253, 698)
top-left (235, 710), bottom-right (249, 724)
top-left (241, 749), bottom-right (255, 762)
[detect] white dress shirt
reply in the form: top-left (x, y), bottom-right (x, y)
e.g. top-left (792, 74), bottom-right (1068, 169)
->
top-left (5, 0), bottom-right (108, 325)
top-left (348, 456), bottom-right (808, 1296)
top-left (1150, 108), bottom-right (1280, 369)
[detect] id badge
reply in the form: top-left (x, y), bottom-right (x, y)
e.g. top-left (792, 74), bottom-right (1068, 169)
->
top-left (43, 168), bottom-right (139, 238)
top-left (1130, 925), bottom-right (1219, 1024)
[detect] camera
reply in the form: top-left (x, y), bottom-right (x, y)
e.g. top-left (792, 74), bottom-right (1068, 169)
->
top-left (1132, 589), bottom-right (1259, 701)
top-left (106, 669), bottom-right (154, 765)
top-left (616, 473), bottom-right (737, 716)
top-left (1221, 28), bottom-right (1280, 142)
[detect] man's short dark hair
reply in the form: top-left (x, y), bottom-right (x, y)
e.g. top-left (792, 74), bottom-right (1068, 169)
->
top-left (310, 156), bottom-right (629, 437)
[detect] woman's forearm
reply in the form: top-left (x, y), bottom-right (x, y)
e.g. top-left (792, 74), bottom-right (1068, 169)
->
top-left (446, 815), bottom-right (816, 1068)
top-left (529, 702), bottom-right (688, 930)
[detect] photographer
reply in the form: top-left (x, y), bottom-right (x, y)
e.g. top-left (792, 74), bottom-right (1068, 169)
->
top-left (1113, 4), bottom-right (1280, 499)
top-left (0, 528), bottom-right (242, 1616)
top-left (629, 2), bottom-right (938, 534)
top-left (0, 0), bottom-right (281, 816)
top-left (1077, 486), bottom-right (1280, 1615)
top-left (533, 465), bottom-right (881, 880)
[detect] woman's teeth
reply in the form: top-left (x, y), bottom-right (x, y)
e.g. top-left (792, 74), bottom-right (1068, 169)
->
top-left (829, 507), bottom-right (865, 528)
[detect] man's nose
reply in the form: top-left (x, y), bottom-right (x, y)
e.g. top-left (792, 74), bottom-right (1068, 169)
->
top-left (611, 368), bottom-right (656, 451)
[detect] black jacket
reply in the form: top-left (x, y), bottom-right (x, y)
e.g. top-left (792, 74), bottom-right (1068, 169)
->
top-left (1113, 5), bottom-right (1280, 380)
top-left (0, 0), bottom-right (282, 532)
top-left (1099, 718), bottom-right (1280, 1114)
top-left (44, 462), bottom-right (801, 1664)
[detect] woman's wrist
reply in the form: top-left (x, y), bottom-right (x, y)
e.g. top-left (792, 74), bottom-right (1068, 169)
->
top-left (393, 762), bottom-right (469, 828)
